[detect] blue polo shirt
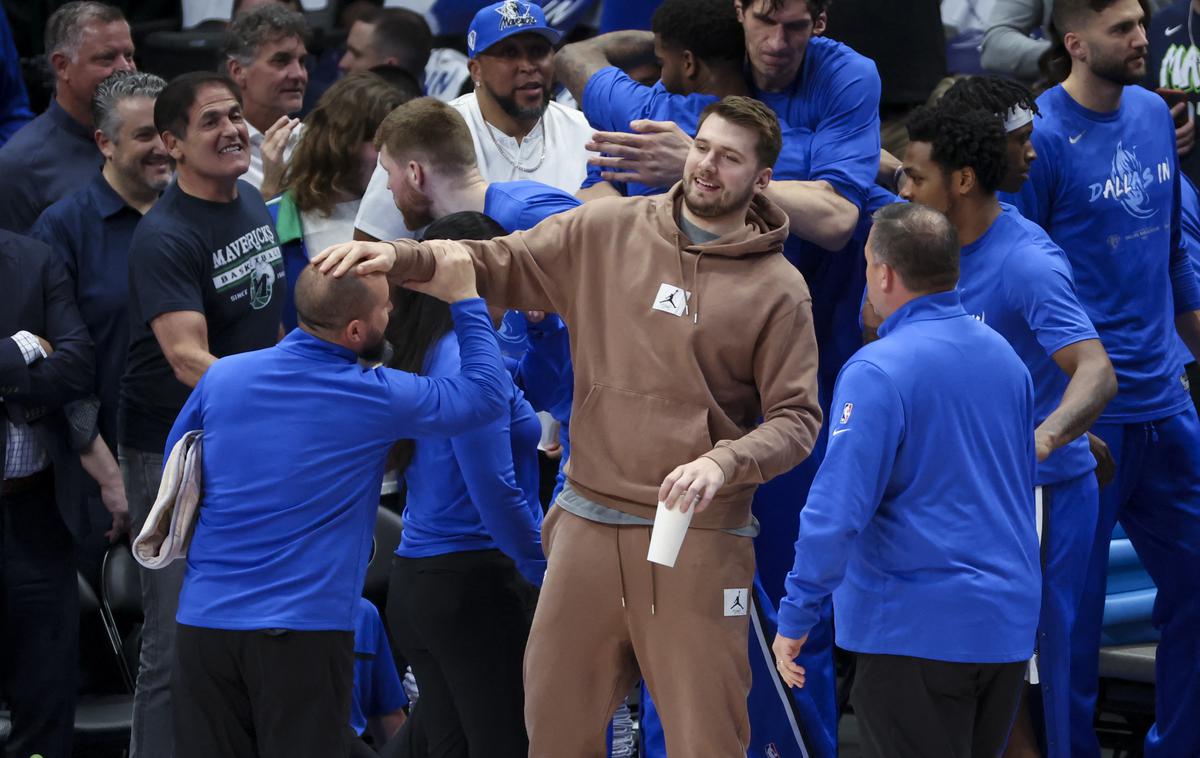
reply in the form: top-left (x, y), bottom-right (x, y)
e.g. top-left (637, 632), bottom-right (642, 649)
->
top-left (0, 100), bottom-right (101, 233)
top-left (958, 204), bottom-right (1099, 486)
top-left (1005, 84), bottom-right (1200, 421)
top-left (169, 301), bottom-right (510, 631)
top-left (30, 172), bottom-right (146, 448)
top-left (778, 290), bottom-right (1040, 663)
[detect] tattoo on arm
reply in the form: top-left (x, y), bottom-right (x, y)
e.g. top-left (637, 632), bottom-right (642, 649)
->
top-left (556, 31), bottom-right (656, 104)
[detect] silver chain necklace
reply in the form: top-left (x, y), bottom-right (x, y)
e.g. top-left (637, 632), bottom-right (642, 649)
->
top-left (483, 114), bottom-right (546, 173)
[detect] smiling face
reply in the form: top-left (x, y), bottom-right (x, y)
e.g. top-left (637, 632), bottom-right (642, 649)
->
top-left (469, 32), bottom-right (554, 121)
top-left (101, 96), bottom-right (172, 193)
top-left (165, 83), bottom-right (251, 184)
top-left (682, 113), bottom-right (772, 220)
top-left (230, 34), bottom-right (308, 124)
top-left (734, 0), bottom-right (825, 91)
top-left (56, 20), bottom-right (136, 113)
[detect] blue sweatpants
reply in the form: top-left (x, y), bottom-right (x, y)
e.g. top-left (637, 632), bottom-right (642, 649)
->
top-left (1070, 410), bottom-right (1200, 757)
top-left (1032, 472), bottom-right (1099, 758)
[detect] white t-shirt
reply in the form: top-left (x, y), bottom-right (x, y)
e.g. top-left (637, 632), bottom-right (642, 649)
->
top-left (244, 120), bottom-right (304, 194)
top-left (354, 92), bottom-right (595, 241)
top-left (301, 199), bottom-right (360, 259)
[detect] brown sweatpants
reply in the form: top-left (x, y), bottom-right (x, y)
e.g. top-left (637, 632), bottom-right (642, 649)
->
top-left (524, 507), bottom-right (757, 758)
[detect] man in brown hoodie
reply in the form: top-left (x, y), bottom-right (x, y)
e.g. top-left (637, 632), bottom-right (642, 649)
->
top-left (315, 95), bottom-right (821, 757)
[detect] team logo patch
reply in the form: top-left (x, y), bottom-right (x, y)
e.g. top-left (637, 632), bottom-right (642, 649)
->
top-left (495, 0), bottom-right (537, 30)
top-left (724, 588), bottom-right (747, 617)
top-left (1087, 141), bottom-right (1170, 220)
top-left (249, 256), bottom-right (278, 310)
top-left (839, 402), bottom-right (853, 425)
top-left (651, 283), bottom-right (689, 317)
top-left (467, 30), bottom-right (477, 53)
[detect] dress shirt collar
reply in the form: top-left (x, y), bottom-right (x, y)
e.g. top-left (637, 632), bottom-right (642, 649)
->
top-left (87, 172), bottom-right (140, 220)
top-left (47, 99), bottom-right (94, 142)
top-left (876, 289), bottom-right (965, 338)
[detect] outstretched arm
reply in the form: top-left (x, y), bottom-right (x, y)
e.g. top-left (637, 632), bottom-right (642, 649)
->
top-left (555, 30), bottom-right (656, 105)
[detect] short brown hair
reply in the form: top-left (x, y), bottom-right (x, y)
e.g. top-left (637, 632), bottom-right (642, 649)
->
top-left (696, 95), bottom-right (783, 169)
top-left (285, 72), bottom-right (410, 216)
top-left (374, 96), bottom-right (477, 173)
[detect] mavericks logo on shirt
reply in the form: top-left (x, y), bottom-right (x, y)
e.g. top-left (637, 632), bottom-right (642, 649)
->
top-left (210, 224), bottom-right (284, 310)
top-left (1087, 141), bottom-right (1171, 220)
top-left (1159, 43), bottom-right (1200, 94)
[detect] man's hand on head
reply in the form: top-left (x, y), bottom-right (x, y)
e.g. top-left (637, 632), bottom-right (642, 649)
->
top-left (403, 240), bottom-right (478, 303)
top-left (587, 120), bottom-right (693, 187)
top-left (311, 240), bottom-right (397, 278)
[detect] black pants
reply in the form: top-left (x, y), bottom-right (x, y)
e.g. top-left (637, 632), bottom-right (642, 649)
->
top-left (172, 624), bottom-right (354, 758)
top-left (386, 550), bottom-right (536, 758)
top-left (850, 652), bottom-right (1025, 758)
top-left (0, 476), bottom-right (78, 758)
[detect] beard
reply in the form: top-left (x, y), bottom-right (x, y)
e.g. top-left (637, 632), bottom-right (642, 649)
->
top-left (1090, 49), bottom-right (1147, 86)
top-left (395, 187), bottom-right (435, 231)
top-left (358, 328), bottom-right (389, 365)
top-left (682, 171), bottom-right (757, 219)
top-left (487, 82), bottom-right (550, 122)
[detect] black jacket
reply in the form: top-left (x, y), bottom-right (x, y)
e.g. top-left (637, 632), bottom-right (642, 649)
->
top-left (0, 229), bottom-right (95, 541)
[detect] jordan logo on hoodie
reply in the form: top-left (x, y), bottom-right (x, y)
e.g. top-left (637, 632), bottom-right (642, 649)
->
top-left (652, 283), bottom-right (690, 317)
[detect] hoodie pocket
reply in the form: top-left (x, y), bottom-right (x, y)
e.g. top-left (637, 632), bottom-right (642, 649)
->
top-left (567, 383), bottom-right (713, 503)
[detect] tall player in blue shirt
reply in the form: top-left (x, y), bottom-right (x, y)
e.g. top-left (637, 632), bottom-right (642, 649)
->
top-left (1006, 2), bottom-right (1200, 755)
top-left (902, 103), bottom-right (1117, 758)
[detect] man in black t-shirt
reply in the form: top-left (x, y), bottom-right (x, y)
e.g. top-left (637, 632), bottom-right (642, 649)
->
top-left (117, 71), bottom-right (283, 758)
top-left (1145, 0), bottom-right (1200, 184)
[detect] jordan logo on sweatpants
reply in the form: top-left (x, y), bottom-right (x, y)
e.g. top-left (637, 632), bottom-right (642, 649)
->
top-left (724, 588), bottom-right (748, 616)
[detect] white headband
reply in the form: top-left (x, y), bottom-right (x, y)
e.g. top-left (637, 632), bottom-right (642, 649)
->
top-left (1001, 105), bottom-right (1034, 132)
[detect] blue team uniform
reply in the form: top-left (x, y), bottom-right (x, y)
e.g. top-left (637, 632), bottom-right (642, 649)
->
top-left (1006, 83), bottom-right (1200, 758)
top-left (350, 598), bottom-right (408, 738)
top-left (958, 204), bottom-right (1101, 758)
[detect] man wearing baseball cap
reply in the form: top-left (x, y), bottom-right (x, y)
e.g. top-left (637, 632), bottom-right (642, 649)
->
top-left (352, 0), bottom-right (595, 242)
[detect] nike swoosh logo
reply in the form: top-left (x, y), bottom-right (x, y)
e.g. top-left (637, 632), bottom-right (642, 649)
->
top-left (832, 428), bottom-right (851, 436)
top-left (1069, 132), bottom-right (1085, 144)
top-left (1167, 24), bottom-right (1184, 35)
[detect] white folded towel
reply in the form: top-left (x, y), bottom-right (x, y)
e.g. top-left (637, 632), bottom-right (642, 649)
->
top-left (133, 430), bottom-right (203, 569)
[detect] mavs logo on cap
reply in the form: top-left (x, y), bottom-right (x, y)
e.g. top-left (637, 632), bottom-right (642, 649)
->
top-left (496, 0), bottom-right (537, 29)
top-left (468, 0), bottom-right (563, 58)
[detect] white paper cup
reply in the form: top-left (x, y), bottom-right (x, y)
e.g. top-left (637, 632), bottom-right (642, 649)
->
top-left (647, 500), bottom-right (695, 567)
top-left (536, 411), bottom-right (561, 453)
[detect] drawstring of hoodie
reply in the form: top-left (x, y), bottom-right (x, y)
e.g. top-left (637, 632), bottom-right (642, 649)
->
top-left (615, 526), bottom-right (628, 609)
top-left (690, 250), bottom-right (703, 325)
top-left (615, 524), bottom-right (657, 615)
top-left (673, 232), bottom-right (703, 326)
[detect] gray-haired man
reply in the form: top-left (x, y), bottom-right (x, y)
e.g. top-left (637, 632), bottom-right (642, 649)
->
top-left (0, 1), bottom-right (135, 232)
top-left (31, 70), bottom-right (169, 546)
top-left (222, 3), bottom-right (308, 196)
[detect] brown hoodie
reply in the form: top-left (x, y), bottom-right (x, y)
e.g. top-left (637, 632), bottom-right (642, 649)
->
top-left (388, 182), bottom-right (822, 529)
